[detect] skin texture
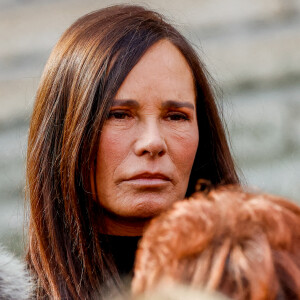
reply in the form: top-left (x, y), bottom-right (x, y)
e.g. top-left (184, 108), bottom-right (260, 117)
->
top-left (95, 40), bottom-right (199, 235)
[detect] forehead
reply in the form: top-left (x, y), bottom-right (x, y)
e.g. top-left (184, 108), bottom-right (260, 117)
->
top-left (115, 39), bottom-right (196, 103)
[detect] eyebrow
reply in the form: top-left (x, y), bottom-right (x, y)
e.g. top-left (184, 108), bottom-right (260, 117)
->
top-left (111, 99), bottom-right (195, 110)
top-left (111, 99), bottom-right (140, 108)
top-left (162, 100), bottom-right (195, 110)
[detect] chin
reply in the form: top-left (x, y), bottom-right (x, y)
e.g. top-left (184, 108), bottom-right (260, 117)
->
top-left (130, 198), bottom-right (177, 218)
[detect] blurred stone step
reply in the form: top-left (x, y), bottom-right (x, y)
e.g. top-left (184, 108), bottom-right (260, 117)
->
top-left (1, 0), bottom-right (299, 58)
top-left (242, 153), bottom-right (300, 204)
top-left (166, 0), bottom-right (300, 31)
top-left (0, 200), bottom-right (24, 237)
top-left (0, 78), bottom-right (37, 123)
top-left (0, 161), bottom-right (25, 202)
top-left (195, 18), bottom-right (300, 90)
top-left (0, 123), bottom-right (27, 200)
top-left (225, 83), bottom-right (300, 164)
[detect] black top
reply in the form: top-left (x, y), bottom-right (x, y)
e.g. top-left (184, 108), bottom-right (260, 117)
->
top-left (100, 235), bottom-right (141, 278)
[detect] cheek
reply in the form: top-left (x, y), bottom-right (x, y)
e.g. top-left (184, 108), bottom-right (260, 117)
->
top-left (97, 128), bottom-right (130, 183)
top-left (99, 126), bottom-right (131, 161)
top-left (170, 125), bottom-right (199, 175)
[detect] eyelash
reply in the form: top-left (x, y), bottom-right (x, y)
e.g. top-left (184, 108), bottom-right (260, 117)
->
top-left (108, 111), bottom-right (132, 120)
top-left (165, 112), bottom-right (190, 121)
top-left (108, 110), bottom-right (190, 121)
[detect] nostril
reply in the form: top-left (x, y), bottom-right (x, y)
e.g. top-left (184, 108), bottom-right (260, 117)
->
top-left (158, 149), bottom-right (165, 157)
top-left (149, 149), bottom-right (166, 158)
top-left (140, 148), bottom-right (165, 158)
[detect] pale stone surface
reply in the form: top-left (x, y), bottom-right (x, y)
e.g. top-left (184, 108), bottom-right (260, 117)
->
top-left (226, 84), bottom-right (300, 163)
top-left (199, 22), bottom-right (300, 90)
top-left (224, 85), bottom-right (300, 202)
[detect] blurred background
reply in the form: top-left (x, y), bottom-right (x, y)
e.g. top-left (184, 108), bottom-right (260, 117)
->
top-left (0, 0), bottom-right (299, 256)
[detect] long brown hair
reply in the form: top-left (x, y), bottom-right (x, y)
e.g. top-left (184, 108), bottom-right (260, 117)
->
top-left (133, 186), bottom-right (300, 299)
top-left (26, 5), bottom-right (239, 299)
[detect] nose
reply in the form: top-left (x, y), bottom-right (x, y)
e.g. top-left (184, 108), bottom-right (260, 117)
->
top-left (134, 120), bottom-right (167, 158)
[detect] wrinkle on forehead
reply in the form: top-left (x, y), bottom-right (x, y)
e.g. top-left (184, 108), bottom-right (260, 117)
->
top-left (115, 39), bottom-right (196, 105)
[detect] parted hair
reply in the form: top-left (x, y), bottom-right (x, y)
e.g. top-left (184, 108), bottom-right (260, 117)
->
top-left (132, 185), bottom-right (300, 300)
top-left (26, 4), bottom-right (238, 299)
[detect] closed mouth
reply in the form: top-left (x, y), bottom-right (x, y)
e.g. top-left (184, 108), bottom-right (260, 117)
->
top-left (127, 172), bottom-right (171, 181)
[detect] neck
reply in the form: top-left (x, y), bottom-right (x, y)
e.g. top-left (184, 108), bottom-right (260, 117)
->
top-left (100, 213), bottom-right (150, 236)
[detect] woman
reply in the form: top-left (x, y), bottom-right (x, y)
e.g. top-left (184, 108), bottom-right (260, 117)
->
top-left (26, 4), bottom-right (239, 299)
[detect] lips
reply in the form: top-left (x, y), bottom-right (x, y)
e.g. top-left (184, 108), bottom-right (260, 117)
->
top-left (128, 172), bottom-right (171, 181)
top-left (123, 172), bottom-right (172, 187)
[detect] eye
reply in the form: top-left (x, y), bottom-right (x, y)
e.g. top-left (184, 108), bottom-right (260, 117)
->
top-left (166, 112), bottom-right (190, 121)
top-left (108, 110), bottom-right (132, 120)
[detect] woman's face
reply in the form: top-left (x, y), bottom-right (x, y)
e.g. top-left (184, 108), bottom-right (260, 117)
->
top-left (95, 40), bottom-right (199, 228)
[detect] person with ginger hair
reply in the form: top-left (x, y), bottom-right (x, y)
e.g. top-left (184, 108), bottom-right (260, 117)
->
top-left (132, 185), bottom-right (300, 300)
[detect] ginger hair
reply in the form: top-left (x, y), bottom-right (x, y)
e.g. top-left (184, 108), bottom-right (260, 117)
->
top-left (132, 186), bottom-right (300, 300)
